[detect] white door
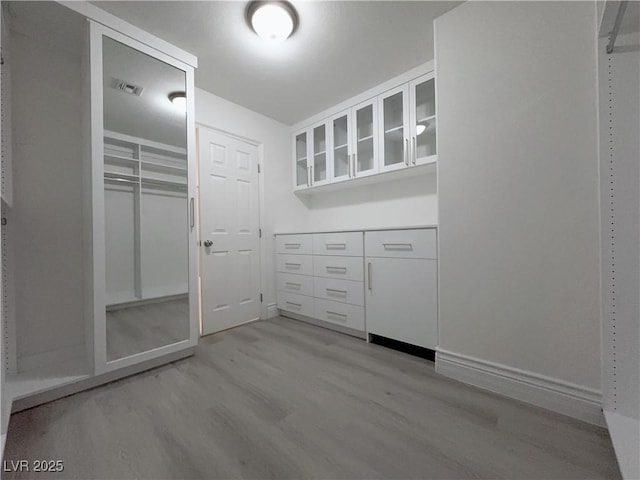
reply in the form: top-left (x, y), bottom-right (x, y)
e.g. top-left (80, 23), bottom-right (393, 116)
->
top-left (198, 127), bottom-right (261, 335)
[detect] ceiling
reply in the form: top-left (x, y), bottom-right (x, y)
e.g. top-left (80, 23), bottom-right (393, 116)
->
top-left (91, 1), bottom-right (461, 125)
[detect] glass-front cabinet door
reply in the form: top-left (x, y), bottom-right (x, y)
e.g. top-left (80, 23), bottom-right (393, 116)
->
top-left (311, 121), bottom-right (331, 187)
top-left (91, 23), bottom-right (197, 375)
top-left (352, 100), bottom-right (378, 177)
top-left (379, 84), bottom-right (410, 173)
top-left (409, 73), bottom-right (437, 165)
top-left (330, 110), bottom-right (351, 183)
top-left (294, 130), bottom-right (310, 190)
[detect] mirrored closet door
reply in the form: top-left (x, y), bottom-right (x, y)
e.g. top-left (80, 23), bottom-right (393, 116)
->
top-left (91, 23), bottom-right (197, 373)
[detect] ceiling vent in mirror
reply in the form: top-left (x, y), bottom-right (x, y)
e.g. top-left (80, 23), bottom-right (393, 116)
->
top-left (112, 78), bottom-right (144, 97)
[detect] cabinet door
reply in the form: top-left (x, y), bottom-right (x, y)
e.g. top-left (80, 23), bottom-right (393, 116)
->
top-left (330, 110), bottom-right (352, 183)
top-left (409, 73), bottom-right (437, 166)
top-left (365, 257), bottom-right (437, 349)
top-left (310, 121), bottom-right (331, 187)
top-left (379, 84), bottom-right (410, 173)
top-left (293, 129), bottom-right (310, 190)
top-left (352, 99), bottom-right (379, 178)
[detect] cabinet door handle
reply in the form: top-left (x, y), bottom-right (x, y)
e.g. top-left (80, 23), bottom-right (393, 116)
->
top-left (326, 266), bottom-right (347, 273)
top-left (190, 197), bottom-right (195, 230)
top-left (353, 153), bottom-right (357, 177)
top-left (285, 282), bottom-right (301, 288)
top-left (404, 138), bottom-right (409, 166)
top-left (326, 311), bottom-right (347, 321)
top-left (368, 262), bottom-right (372, 291)
top-left (284, 243), bottom-right (301, 249)
top-left (326, 288), bottom-right (347, 296)
top-left (412, 136), bottom-right (417, 165)
top-left (286, 301), bottom-right (302, 308)
top-left (348, 154), bottom-right (352, 178)
top-left (325, 243), bottom-right (346, 250)
top-left (383, 243), bottom-right (413, 250)
top-left (285, 262), bottom-right (301, 268)
top-left (310, 165), bottom-right (313, 186)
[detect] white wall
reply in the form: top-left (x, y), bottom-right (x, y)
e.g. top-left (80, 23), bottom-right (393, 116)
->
top-left (304, 174), bottom-right (437, 231)
top-left (10, 21), bottom-right (87, 370)
top-left (195, 88), bottom-right (308, 312)
top-left (435, 2), bottom-right (602, 420)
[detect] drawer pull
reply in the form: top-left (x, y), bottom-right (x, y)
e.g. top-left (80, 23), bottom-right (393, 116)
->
top-left (368, 262), bottom-right (372, 291)
top-left (325, 243), bottom-right (346, 250)
top-left (326, 288), bottom-right (347, 296)
top-left (284, 243), bottom-right (301, 249)
top-left (326, 266), bottom-right (347, 273)
top-left (285, 262), bottom-right (301, 268)
top-left (286, 301), bottom-right (302, 308)
top-left (285, 282), bottom-right (302, 288)
top-left (326, 310), bottom-right (347, 321)
top-left (382, 243), bottom-right (413, 250)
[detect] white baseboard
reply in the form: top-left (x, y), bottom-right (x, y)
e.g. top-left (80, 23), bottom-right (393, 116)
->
top-left (18, 344), bottom-right (86, 373)
top-left (436, 348), bottom-right (604, 426)
top-left (266, 303), bottom-right (279, 319)
top-left (604, 410), bottom-right (640, 479)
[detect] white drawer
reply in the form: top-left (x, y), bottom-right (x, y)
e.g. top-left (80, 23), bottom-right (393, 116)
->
top-left (276, 234), bottom-right (313, 255)
top-left (313, 232), bottom-right (363, 257)
top-left (365, 229), bottom-right (437, 259)
top-left (277, 291), bottom-right (314, 317)
top-left (313, 255), bottom-right (364, 282)
top-left (277, 272), bottom-right (314, 297)
top-left (276, 254), bottom-right (313, 276)
top-left (313, 277), bottom-right (364, 306)
top-left (314, 299), bottom-right (365, 331)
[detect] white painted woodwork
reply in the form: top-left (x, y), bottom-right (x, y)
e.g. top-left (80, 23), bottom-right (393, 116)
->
top-left (199, 127), bottom-right (261, 335)
top-left (365, 255), bottom-right (438, 349)
top-left (276, 254), bottom-right (314, 276)
top-left (409, 72), bottom-right (437, 166)
top-left (313, 277), bottom-right (364, 307)
top-left (378, 84), bottom-right (410, 173)
top-left (275, 234), bottom-right (313, 255)
top-left (329, 109), bottom-right (352, 184)
top-left (277, 291), bottom-right (314, 318)
top-left (352, 99), bottom-right (379, 178)
top-left (310, 119), bottom-right (332, 187)
top-left (313, 255), bottom-right (364, 282)
top-left (365, 229), bottom-right (437, 259)
top-left (312, 232), bottom-right (363, 257)
top-left (314, 298), bottom-right (365, 331)
top-left (276, 272), bottom-right (314, 298)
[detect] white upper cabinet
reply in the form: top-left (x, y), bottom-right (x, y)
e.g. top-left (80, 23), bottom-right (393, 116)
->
top-left (409, 73), bottom-right (437, 166)
top-left (378, 84), bottom-right (410, 173)
top-left (293, 130), bottom-right (310, 190)
top-left (292, 63), bottom-right (435, 192)
top-left (330, 110), bottom-right (352, 183)
top-left (311, 121), bottom-right (331, 187)
top-left (352, 99), bottom-right (379, 178)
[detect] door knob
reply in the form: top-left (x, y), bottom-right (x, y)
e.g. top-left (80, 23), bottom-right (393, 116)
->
top-left (203, 240), bottom-right (213, 247)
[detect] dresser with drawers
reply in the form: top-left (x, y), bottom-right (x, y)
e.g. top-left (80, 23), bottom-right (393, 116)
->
top-left (275, 227), bottom-right (438, 349)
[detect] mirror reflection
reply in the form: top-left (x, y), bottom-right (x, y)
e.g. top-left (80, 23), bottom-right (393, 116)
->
top-left (102, 37), bottom-right (189, 362)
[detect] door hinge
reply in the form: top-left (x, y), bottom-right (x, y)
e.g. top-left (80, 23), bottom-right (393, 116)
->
top-left (260, 293), bottom-right (263, 303)
top-left (258, 164), bottom-right (261, 173)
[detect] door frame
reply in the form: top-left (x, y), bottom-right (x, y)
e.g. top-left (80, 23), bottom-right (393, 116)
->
top-left (195, 123), bottom-right (266, 336)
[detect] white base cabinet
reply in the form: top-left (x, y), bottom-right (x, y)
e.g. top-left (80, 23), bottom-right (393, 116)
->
top-left (365, 228), bottom-right (438, 349)
top-left (276, 227), bottom-right (438, 350)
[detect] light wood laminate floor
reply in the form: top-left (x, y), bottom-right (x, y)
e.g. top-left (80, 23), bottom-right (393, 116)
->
top-left (107, 298), bottom-right (190, 361)
top-left (4, 317), bottom-right (620, 479)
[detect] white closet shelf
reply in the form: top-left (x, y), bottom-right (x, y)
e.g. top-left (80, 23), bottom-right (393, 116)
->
top-left (314, 151), bottom-right (326, 156)
top-left (334, 143), bottom-right (348, 150)
top-left (105, 172), bottom-right (139, 183)
top-left (357, 135), bottom-right (374, 143)
top-left (104, 154), bottom-right (139, 164)
top-left (384, 125), bottom-right (404, 134)
top-left (141, 160), bottom-right (187, 173)
top-left (417, 114), bottom-right (436, 124)
top-left (5, 361), bottom-right (90, 402)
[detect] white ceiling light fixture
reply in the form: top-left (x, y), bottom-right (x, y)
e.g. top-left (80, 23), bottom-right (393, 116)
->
top-left (169, 91), bottom-right (186, 110)
top-left (246, 1), bottom-right (299, 42)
